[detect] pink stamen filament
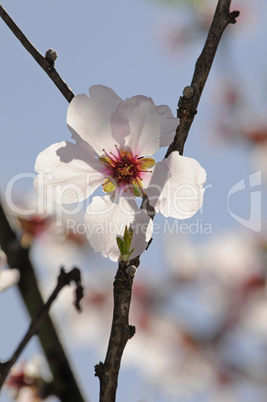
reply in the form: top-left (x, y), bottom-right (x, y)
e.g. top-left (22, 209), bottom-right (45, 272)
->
top-left (102, 177), bottom-right (115, 187)
top-left (115, 144), bottom-right (122, 158)
top-left (109, 151), bottom-right (120, 161)
top-left (135, 177), bottom-right (144, 191)
top-left (103, 148), bottom-right (116, 162)
top-left (100, 146), bottom-right (154, 196)
top-left (130, 177), bottom-right (145, 195)
top-left (128, 185), bottom-right (136, 197)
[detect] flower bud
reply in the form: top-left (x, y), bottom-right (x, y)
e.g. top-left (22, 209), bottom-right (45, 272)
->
top-left (125, 265), bottom-right (136, 277)
top-left (45, 48), bottom-right (58, 63)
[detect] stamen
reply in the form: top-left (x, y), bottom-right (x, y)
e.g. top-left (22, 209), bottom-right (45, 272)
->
top-left (99, 145), bottom-right (155, 196)
top-left (110, 151), bottom-right (120, 161)
top-left (135, 177), bottom-right (145, 193)
top-left (102, 177), bottom-right (112, 185)
top-left (102, 148), bottom-right (116, 163)
top-left (115, 144), bottom-right (121, 158)
top-left (128, 185), bottom-right (135, 197)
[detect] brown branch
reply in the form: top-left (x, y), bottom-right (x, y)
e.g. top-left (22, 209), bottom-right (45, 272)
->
top-left (95, 2), bottom-right (239, 401)
top-left (165, 0), bottom-right (239, 157)
top-left (94, 263), bottom-right (136, 402)
top-left (0, 201), bottom-right (86, 402)
top-left (0, 4), bottom-right (75, 103)
top-left (0, 267), bottom-right (84, 389)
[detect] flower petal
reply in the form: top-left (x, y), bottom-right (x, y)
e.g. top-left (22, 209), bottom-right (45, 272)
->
top-left (0, 250), bottom-right (7, 268)
top-left (111, 95), bottom-right (179, 156)
top-left (67, 85), bottom-right (123, 155)
top-left (146, 151), bottom-right (206, 219)
top-left (84, 194), bottom-right (153, 261)
top-left (0, 269), bottom-right (20, 292)
top-left (34, 141), bottom-right (104, 204)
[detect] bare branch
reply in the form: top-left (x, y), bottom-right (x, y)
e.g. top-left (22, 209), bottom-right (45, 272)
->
top-left (95, 262), bottom-right (136, 402)
top-left (165, 0), bottom-right (239, 157)
top-left (96, 2), bottom-right (240, 401)
top-left (0, 5), bottom-right (75, 103)
top-left (0, 267), bottom-right (84, 389)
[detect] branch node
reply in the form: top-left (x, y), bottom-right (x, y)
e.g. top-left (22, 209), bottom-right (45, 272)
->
top-left (125, 265), bottom-right (136, 277)
top-left (128, 325), bottom-right (136, 339)
top-left (94, 362), bottom-right (105, 378)
top-left (45, 48), bottom-right (58, 66)
top-left (183, 85), bottom-right (194, 99)
top-left (177, 84), bottom-right (197, 120)
top-left (229, 10), bottom-right (240, 24)
top-left (129, 255), bottom-right (140, 268)
top-left (141, 194), bottom-right (155, 219)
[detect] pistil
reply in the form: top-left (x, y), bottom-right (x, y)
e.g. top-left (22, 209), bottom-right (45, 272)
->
top-left (99, 146), bottom-right (155, 196)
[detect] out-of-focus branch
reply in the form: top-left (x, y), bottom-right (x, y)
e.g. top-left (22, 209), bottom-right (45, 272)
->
top-left (0, 4), bottom-right (75, 103)
top-left (165, 0), bottom-right (239, 157)
top-left (0, 267), bottom-right (84, 389)
top-left (0, 8), bottom-right (84, 397)
top-left (0, 201), bottom-right (86, 402)
top-left (95, 262), bottom-right (136, 402)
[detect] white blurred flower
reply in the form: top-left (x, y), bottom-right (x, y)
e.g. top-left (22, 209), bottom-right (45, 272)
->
top-left (124, 315), bottom-right (217, 400)
top-left (15, 388), bottom-right (41, 402)
top-left (200, 232), bottom-right (262, 287)
top-left (0, 250), bottom-right (20, 292)
top-left (5, 355), bottom-right (52, 401)
top-left (220, 289), bottom-right (267, 382)
top-left (166, 231), bottom-right (262, 287)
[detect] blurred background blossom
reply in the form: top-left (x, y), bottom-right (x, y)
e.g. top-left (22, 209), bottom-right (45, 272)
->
top-left (0, 250), bottom-right (20, 293)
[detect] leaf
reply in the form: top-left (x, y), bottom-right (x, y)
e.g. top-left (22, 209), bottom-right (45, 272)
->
top-left (116, 237), bottom-right (124, 254)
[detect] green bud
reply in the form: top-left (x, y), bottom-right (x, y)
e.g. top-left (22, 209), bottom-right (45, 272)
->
top-left (116, 225), bottom-right (135, 262)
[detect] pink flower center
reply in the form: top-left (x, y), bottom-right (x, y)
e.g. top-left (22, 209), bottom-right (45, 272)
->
top-left (99, 146), bottom-right (155, 196)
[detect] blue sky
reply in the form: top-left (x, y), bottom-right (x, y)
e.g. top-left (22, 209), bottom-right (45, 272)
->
top-left (0, 0), bottom-right (267, 401)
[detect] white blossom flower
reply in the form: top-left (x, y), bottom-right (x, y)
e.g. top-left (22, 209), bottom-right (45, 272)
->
top-left (5, 355), bottom-right (52, 401)
top-left (34, 85), bottom-right (206, 261)
top-left (0, 250), bottom-right (20, 292)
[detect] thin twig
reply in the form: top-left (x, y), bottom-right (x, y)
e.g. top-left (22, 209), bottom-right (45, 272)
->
top-left (165, 0), bottom-right (239, 157)
top-left (0, 201), bottom-right (86, 402)
top-left (0, 4), bottom-right (75, 103)
top-left (0, 267), bottom-right (84, 389)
